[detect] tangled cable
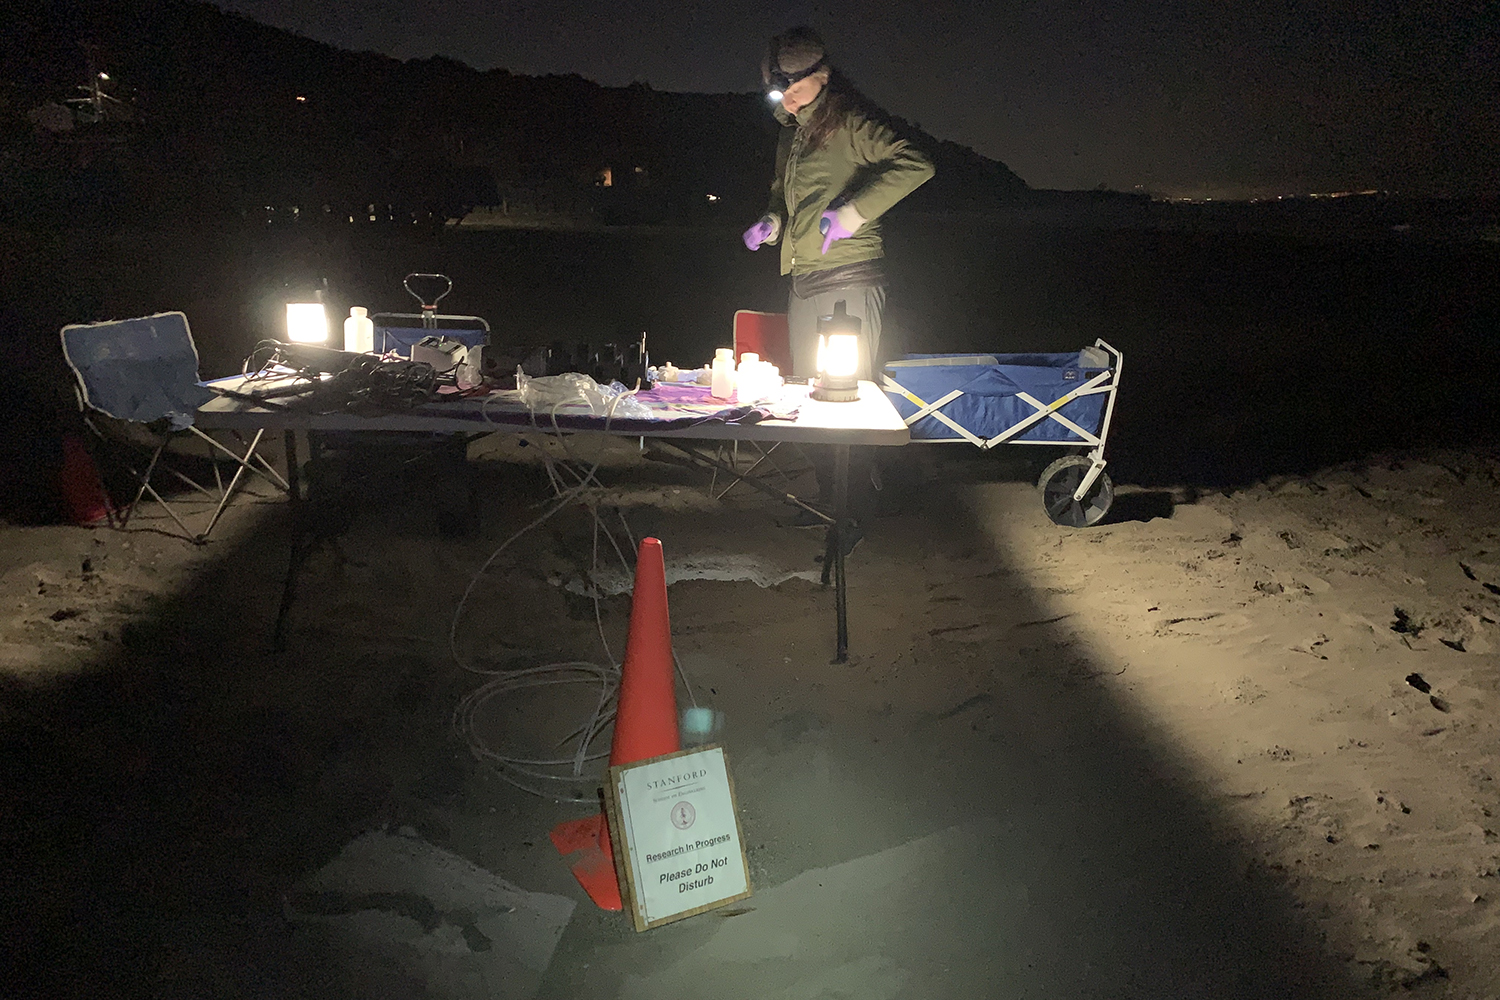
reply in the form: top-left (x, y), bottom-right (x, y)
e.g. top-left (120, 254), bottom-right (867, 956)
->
top-left (324, 355), bottom-right (439, 411)
top-left (449, 392), bottom-right (672, 803)
top-left (235, 343), bottom-right (442, 412)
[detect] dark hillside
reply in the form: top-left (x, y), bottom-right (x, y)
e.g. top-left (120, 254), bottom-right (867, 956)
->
top-left (2, 0), bottom-right (1028, 226)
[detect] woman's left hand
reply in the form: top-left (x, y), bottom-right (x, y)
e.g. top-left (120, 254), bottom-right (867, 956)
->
top-left (819, 210), bottom-right (855, 254)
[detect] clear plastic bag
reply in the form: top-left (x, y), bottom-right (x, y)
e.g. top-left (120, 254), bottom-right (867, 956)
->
top-left (602, 382), bottom-right (652, 420)
top-left (516, 369), bottom-right (650, 421)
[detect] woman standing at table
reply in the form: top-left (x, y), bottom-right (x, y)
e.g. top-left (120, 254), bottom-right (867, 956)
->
top-left (742, 26), bottom-right (934, 530)
top-left (743, 27), bottom-right (934, 381)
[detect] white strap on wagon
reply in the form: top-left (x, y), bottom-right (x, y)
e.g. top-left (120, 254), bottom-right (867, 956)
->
top-left (881, 339), bottom-right (1124, 527)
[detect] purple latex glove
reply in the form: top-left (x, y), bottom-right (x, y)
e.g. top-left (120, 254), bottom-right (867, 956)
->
top-left (819, 209), bottom-right (855, 254)
top-left (742, 219), bottom-right (774, 250)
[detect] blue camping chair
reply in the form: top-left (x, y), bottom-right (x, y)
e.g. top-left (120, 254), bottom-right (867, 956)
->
top-left (61, 311), bottom-right (289, 543)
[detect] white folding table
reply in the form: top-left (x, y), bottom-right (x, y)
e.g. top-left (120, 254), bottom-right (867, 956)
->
top-left (196, 378), bottom-right (909, 661)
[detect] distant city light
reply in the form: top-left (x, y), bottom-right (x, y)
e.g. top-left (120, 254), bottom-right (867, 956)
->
top-left (98, 72), bottom-right (109, 81)
top-left (295, 95), bottom-right (307, 102)
top-left (1164, 186), bottom-right (1388, 205)
top-left (706, 194), bottom-right (720, 202)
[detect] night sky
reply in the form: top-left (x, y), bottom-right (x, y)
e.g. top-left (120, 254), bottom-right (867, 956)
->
top-left (218, 0), bottom-right (1497, 198)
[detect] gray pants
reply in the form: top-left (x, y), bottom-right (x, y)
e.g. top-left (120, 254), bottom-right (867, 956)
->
top-left (786, 283), bottom-right (886, 381)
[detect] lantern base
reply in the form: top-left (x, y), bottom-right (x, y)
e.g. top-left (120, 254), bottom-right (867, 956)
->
top-left (810, 380), bottom-right (859, 403)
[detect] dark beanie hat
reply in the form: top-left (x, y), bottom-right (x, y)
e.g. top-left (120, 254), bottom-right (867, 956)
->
top-left (763, 26), bottom-right (826, 86)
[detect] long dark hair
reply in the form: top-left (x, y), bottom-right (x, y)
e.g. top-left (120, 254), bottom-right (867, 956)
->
top-left (802, 70), bottom-right (879, 151)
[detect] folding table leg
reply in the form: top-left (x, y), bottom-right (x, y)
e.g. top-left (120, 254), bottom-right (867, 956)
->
top-left (656, 440), bottom-right (830, 524)
top-left (272, 430), bottom-right (304, 651)
top-left (818, 445), bottom-right (850, 664)
top-left (655, 438), bottom-right (849, 660)
top-left (715, 441), bottom-right (784, 500)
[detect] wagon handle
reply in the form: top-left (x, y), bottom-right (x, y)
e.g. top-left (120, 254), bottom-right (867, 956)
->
top-left (403, 273), bottom-right (453, 327)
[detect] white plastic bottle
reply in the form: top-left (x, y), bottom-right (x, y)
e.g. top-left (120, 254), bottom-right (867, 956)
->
top-left (734, 352), bottom-right (754, 400)
top-left (344, 306), bottom-right (374, 353)
top-left (711, 348), bottom-right (735, 399)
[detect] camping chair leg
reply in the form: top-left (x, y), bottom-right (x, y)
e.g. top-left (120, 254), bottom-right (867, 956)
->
top-left (88, 425), bottom-right (204, 541)
top-left (200, 439), bottom-right (257, 540)
top-left (212, 442), bottom-right (225, 496)
top-left (188, 426), bottom-right (290, 493)
top-left (160, 462), bottom-right (218, 501)
top-left (121, 439), bottom-right (169, 528)
top-left (76, 415), bottom-right (134, 529)
top-left (138, 477), bottom-right (206, 543)
top-left (199, 427), bottom-right (277, 541)
top-left (119, 437), bottom-right (179, 530)
top-left (253, 452), bottom-right (289, 491)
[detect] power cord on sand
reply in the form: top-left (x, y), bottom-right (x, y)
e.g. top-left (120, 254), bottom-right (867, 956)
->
top-left (449, 392), bottom-right (698, 803)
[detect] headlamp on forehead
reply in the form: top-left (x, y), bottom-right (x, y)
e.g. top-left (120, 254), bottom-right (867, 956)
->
top-left (765, 59), bottom-right (825, 101)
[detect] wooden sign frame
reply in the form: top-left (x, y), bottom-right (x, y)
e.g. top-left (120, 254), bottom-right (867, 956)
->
top-left (603, 745), bottom-right (753, 932)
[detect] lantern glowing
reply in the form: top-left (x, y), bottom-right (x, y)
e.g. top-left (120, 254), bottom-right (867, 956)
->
top-left (285, 301), bottom-right (329, 343)
top-left (821, 334), bottom-right (858, 377)
top-left (811, 300), bottom-right (861, 402)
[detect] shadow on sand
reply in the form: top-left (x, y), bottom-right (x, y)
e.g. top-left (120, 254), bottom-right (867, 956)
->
top-left (0, 449), bottom-right (1385, 998)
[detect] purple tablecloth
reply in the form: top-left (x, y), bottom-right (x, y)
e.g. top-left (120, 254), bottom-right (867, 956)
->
top-left (437, 380), bottom-right (801, 434)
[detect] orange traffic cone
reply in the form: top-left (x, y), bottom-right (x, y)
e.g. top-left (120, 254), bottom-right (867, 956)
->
top-left (59, 434), bottom-right (112, 527)
top-left (549, 536), bottom-right (680, 910)
top-left (609, 537), bottom-right (681, 765)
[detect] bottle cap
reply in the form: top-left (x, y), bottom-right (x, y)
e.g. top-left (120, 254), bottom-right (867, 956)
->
top-left (350, 306), bottom-right (367, 317)
top-left (715, 348), bottom-right (734, 360)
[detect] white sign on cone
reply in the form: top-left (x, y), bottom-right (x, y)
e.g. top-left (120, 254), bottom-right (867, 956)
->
top-left (605, 745), bottom-right (752, 931)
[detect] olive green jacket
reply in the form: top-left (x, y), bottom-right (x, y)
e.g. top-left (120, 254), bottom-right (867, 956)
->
top-left (762, 90), bottom-right (935, 276)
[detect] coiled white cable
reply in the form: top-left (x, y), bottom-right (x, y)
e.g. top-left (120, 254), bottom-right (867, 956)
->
top-left (450, 390), bottom-right (657, 802)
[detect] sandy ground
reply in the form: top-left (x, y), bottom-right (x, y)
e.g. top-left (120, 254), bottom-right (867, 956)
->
top-left (3, 434), bottom-right (1499, 998)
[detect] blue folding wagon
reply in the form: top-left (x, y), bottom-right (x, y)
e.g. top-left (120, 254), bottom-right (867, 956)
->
top-left (881, 340), bottom-right (1122, 527)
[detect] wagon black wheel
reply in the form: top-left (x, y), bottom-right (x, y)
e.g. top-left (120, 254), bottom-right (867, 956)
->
top-left (1038, 456), bottom-right (1113, 527)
